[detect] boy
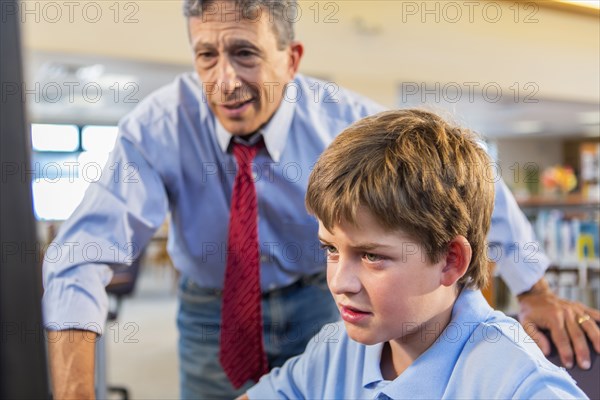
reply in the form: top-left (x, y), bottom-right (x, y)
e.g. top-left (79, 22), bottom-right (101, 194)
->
top-left (243, 110), bottom-right (587, 399)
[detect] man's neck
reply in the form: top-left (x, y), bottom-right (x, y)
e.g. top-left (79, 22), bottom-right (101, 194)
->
top-left (236, 132), bottom-right (257, 141)
top-left (231, 131), bottom-right (261, 147)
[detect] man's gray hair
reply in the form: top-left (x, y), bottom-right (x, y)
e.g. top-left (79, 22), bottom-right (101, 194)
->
top-left (183, 0), bottom-right (297, 49)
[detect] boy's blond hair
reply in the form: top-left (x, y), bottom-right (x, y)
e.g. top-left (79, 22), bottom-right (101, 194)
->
top-left (306, 109), bottom-right (495, 289)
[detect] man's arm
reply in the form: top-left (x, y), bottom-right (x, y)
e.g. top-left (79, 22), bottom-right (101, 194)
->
top-left (488, 179), bottom-right (551, 294)
top-left (517, 277), bottom-right (600, 369)
top-left (488, 179), bottom-right (600, 369)
top-left (47, 330), bottom-right (96, 399)
top-left (43, 132), bottom-right (169, 396)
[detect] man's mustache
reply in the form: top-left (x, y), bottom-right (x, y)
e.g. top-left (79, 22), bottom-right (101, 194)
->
top-left (202, 82), bottom-right (287, 104)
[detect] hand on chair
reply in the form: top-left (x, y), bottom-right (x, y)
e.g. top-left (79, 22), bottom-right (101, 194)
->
top-left (518, 278), bottom-right (600, 370)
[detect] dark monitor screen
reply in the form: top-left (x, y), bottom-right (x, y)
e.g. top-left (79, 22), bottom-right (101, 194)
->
top-left (1, 0), bottom-right (50, 397)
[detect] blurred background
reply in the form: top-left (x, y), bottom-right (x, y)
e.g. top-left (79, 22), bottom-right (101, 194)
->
top-left (13, 0), bottom-right (600, 398)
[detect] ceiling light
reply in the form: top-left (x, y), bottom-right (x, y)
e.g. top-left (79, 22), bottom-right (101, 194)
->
top-left (577, 111), bottom-right (600, 125)
top-left (512, 120), bottom-right (543, 134)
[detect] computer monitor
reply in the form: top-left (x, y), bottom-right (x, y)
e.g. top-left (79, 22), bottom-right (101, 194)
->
top-left (0, 0), bottom-right (50, 397)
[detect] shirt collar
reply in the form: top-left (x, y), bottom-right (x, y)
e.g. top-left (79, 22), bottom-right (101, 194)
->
top-left (372, 289), bottom-right (494, 398)
top-left (363, 343), bottom-right (385, 387)
top-left (214, 95), bottom-right (296, 162)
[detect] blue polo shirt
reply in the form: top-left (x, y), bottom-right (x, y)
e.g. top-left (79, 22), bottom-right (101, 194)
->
top-left (247, 289), bottom-right (587, 399)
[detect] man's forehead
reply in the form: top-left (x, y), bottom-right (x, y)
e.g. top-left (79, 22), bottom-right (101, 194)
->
top-left (193, 35), bottom-right (260, 50)
top-left (197, 0), bottom-right (266, 23)
top-left (189, 21), bottom-right (277, 54)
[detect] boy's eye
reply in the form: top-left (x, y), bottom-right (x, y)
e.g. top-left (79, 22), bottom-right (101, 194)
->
top-left (320, 244), bottom-right (338, 255)
top-left (363, 253), bottom-right (381, 262)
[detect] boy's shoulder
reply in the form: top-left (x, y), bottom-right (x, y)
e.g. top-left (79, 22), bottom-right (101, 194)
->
top-left (247, 321), bottom-right (379, 399)
top-left (446, 293), bottom-right (585, 398)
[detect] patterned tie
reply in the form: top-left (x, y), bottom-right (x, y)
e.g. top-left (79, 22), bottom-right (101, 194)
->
top-left (220, 139), bottom-right (268, 388)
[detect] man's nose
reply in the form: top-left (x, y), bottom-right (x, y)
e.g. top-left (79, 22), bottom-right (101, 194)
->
top-left (216, 56), bottom-right (240, 95)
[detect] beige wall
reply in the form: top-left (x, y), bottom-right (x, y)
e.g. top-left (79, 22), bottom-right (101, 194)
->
top-left (495, 138), bottom-right (564, 190)
top-left (20, 0), bottom-right (600, 107)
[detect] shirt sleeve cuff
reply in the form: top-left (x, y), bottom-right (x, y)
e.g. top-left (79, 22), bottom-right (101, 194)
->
top-left (494, 246), bottom-right (551, 295)
top-left (42, 264), bottom-right (113, 335)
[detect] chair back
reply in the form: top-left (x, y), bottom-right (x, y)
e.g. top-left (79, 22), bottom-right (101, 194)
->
top-left (543, 322), bottom-right (599, 399)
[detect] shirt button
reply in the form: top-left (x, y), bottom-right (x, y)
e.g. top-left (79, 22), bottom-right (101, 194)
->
top-left (260, 255), bottom-right (268, 263)
top-left (252, 171), bottom-right (258, 180)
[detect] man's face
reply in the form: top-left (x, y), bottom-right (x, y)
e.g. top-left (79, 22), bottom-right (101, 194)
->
top-left (188, 1), bottom-right (303, 135)
top-left (319, 209), bottom-right (452, 349)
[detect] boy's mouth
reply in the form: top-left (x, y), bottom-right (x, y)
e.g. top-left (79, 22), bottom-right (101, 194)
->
top-left (339, 304), bottom-right (371, 323)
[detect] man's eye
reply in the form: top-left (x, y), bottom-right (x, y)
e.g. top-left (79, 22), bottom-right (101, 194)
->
top-left (236, 50), bottom-right (255, 58)
top-left (197, 52), bottom-right (215, 59)
top-left (363, 253), bottom-right (381, 262)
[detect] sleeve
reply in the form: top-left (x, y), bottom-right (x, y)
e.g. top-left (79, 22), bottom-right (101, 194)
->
top-left (246, 356), bottom-right (306, 400)
top-left (247, 329), bottom-right (328, 399)
top-left (42, 125), bottom-right (169, 335)
top-left (511, 366), bottom-right (588, 399)
top-left (488, 179), bottom-right (551, 295)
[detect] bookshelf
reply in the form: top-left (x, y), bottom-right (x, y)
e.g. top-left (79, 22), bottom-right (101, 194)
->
top-left (517, 194), bottom-right (599, 209)
top-left (517, 194), bottom-right (600, 309)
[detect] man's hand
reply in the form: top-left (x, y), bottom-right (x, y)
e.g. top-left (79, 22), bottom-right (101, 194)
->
top-left (47, 329), bottom-right (97, 399)
top-left (518, 278), bottom-right (600, 369)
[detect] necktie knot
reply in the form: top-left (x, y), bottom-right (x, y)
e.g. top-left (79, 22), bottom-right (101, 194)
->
top-left (232, 139), bottom-right (261, 168)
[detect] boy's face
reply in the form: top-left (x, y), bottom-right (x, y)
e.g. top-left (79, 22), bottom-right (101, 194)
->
top-left (318, 208), bottom-right (453, 347)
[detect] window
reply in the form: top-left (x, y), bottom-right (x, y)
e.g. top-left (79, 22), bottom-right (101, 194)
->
top-left (30, 123), bottom-right (119, 220)
top-left (31, 124), bottom-right (79, 152)
top-left (81, 125), bottom-right (119, 152)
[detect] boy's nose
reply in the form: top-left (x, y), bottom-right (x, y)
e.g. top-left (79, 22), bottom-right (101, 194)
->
top-left (327, 258), bottom-right (362, 295)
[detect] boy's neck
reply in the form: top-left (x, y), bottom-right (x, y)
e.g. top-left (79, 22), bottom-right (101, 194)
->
top-left (380, 295), bottom-right (457, 380)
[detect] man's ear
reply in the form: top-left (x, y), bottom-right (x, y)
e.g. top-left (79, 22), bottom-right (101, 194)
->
top-left (440, 236), bottom-right (471, 287)
top-left (287, 41), bottom-right (304, 76)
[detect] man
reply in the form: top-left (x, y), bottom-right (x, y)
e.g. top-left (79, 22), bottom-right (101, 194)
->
top-left (43, 0), bottom-right (600, 399)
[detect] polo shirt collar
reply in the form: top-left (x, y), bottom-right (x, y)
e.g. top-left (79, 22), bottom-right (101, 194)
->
top-left (362, 289), bottom-right (493, 398)
top-left (214, 95), bottom-right (296, 162)
top-left (363, 343), bottom-right (385, 387)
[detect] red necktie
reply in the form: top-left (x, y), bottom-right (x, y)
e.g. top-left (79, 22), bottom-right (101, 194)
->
top-left (220, 140), bottom-right (268, 388)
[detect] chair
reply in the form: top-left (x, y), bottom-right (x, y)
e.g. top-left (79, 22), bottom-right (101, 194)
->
top-left (95, 256), bottom-right (143, 400)
top-left (542, 321), bottom-right (600, 399)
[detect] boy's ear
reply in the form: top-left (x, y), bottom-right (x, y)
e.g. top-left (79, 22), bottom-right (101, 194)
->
top-left (440, 236), bottom-right (471, 287)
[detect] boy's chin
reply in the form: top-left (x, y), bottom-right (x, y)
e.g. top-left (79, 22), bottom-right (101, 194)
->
top-left (344, 324), bottom-right (381, 346)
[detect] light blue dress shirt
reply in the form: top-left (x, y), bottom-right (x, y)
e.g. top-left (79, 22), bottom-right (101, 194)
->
top-left (247, 289), bottom-right (587, 399)
top-left (42, 73), bottom-right (549, 333)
